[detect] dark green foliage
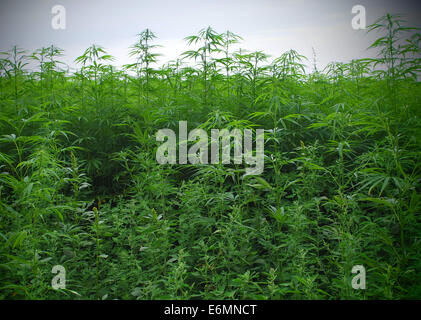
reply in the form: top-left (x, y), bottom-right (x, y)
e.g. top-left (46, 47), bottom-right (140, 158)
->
top-left (0, 15), bottom-right (421, 299)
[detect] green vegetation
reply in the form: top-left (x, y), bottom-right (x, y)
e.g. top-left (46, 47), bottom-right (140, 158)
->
top-left (0, 14), bottom-right (420, 299)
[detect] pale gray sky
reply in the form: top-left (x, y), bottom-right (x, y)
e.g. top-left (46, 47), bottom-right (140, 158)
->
top-left (1, 0), bottom-right (421, 72)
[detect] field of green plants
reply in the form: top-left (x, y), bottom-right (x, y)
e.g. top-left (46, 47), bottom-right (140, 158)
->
top-left (0, 14), bottom-right (420, 299)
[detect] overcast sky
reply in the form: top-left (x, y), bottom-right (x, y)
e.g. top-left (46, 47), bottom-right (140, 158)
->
top-left (1, 0), bottom-right (421, 72)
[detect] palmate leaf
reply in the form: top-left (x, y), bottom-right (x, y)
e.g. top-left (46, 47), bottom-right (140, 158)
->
top-left (247, 176), bottom-right (272, 190)
top-left (0, 202), bottom-right (19, 218)
top-left (266, 205), bottom-right (287, 224)
top-left (357, 168), bottom-right (405, 196)
top-left (359, 197), bottom-right (398, 208)
top-left (6, 230), bottom-right (28, 249)
top-left (0, 134), bottom-right (16, 143)
top-left (248, 111), bottom-right (270, 120)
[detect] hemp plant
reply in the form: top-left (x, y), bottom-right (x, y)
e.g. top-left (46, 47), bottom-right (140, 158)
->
top-left (128, 29), bottom-right (161, 106)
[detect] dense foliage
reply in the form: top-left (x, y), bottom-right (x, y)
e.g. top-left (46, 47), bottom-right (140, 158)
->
top-left (0, 14), bottom-right (420, 299)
